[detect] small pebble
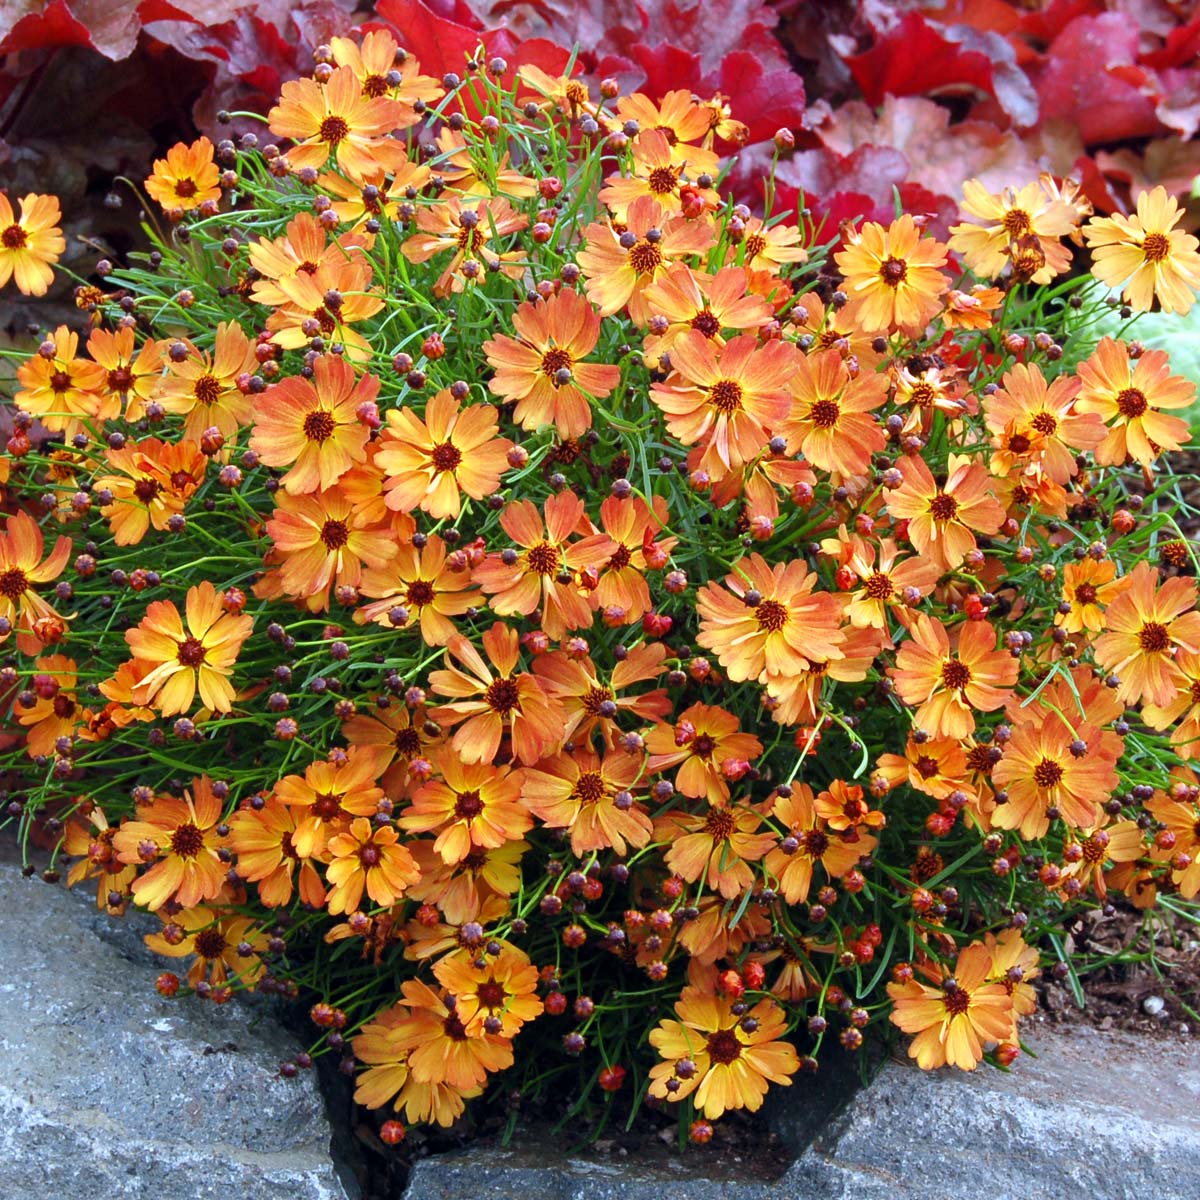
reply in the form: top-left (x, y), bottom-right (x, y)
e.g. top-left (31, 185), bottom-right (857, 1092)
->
top-left (1142, 995), bottom-right (1165, 1016)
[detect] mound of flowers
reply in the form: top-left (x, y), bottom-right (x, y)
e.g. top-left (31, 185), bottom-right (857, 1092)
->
top-left (2, 26), bottom-right (1200, 1148)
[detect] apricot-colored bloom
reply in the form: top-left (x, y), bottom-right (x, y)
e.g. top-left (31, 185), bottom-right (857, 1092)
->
top-left (86, 326), bottom-right (164, 420)
top-left (401, 195), bottom-right (527, 298)
top-left (615, 90), bottom-right (718, 166)
top-left (647, 989), bottom-right (799, 1119)
top-left (319, 158), bottom-right (433, 233)
top-left (144, 907), bottom-right (268, 990)
top-left (330, 29), bottom-right (442, 117)
top-left (835, 215), bottom-right (948, 334)
top-left (940, 285), bottom-right (1004, 331)
top-left (890, 615), bottom-right (1018, 740)
top-left (265, 255), bottom-right (383, 364)
top-left (598, 129), bottom-right (715, 222)
top-left (656, 803), bottom-right (776, 898)
top-left (484, 289), bottom-right (620, 439)
top-left (887, 943), bottom-right (1015, 1071)
top-left (145, 137), bottom-right (221, 214)
top-left (0, 190), bottom-right (65, 296)
top-left (63, 806), bottom-right (137, 915)
top-left (1058, 820), bottom-right (1144, 900)
top-left (883, 453), bottom-right (1006, 571)
top-left (825, 532), bottom-right (940, 630)
top-left (696, 554), bottom-right (845, 683)
top-left (523, 748), bottom-right (652, 856)
top-left (275, 746), bottom-right (388, 859)
top-left (250, 356), bottom-right (373, 494)
top-left (434, 947), bottom-right (543, 1038)
top-left (407, 839), bottom-right (526, 926)
top-left (14, 324), bottom-right (109, 436)
top-left (16, 654), bottom-right (80, 758)
top-left (737, 216), bottom-right (809, 273)
top-left (326, 818), bottom-right (421, 915)
top-left (124, 581), bottom-right (253, 716)
top-left (590, 494), bottom-right (676, 625)
top-left (781, 348), bottom-right (888, 477)
top-left (1143, 650), bottom-right (1200, 759)
top-left (1055, 559), bottom-right (1129, 636)
top-left (875, 736), bottom-right (974, 804)
top-left (1146, 792), bottom-right (1200, 897)
top-left (1074, 337), bottom-right (1194, 466)
top-left (227, 797), bottom-right (326, 909)
top-left (248, 212), bottom-right (366, 307)
top-left (430, 127), bottom-right (537, 200)
top-left (1093, 562), bottom-right (1200, 708)
top-left (112, 776), bottom-right (227, 912)
top-left (0, 510), bottom-right (72, 654)
top-left (1084, 185), bottom-right (1200, 314)
top-left (428, 622), bottom-right (564, 766)
top-left (154, 321), bottom-right (257, 443)
top-left (94, 437), bottom-right (207, 546)
top-left (645, 703), bottom-right (763, 807)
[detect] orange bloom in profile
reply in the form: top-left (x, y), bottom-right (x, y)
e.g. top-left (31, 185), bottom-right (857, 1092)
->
top-left (1084, 185), bottom-right (1200, 315)
top-left (94, 437), bottom-right (207, 546)
top-left (16, 654), bottom-right (81, 759)
top-left (1093, 562), bottom-right (1200, 708)
top-left (0, 510), bottom-right (72, 654)
top-left (375, 389), bottom-right (512, 520)
top-left (14, 324), bottom-right (109, 436)
top-left (124, 580), bottom-right (253, 716)
top-left (890, 615), bottom-right (1018, 740)
top-left (835, 214), bottom-right (948, 334)
top-left (522, 747), bottom-right (652, 856)
top-left (781, 348), bottom-right (888, 477)
top-left (154, 321), bottom-right (257, 443)
top-left (326, 817), bottom-right (421, 915)
top-left (112, 776), bottom-right (228, 912)
top-left (63, 805), bottom-right (137, 915)
top-left (887, 942), bottom-right (1015, 1071)
top-left (1055, 559), bottom-right (1129, 636)
top-left (484, 289), bottom-right (620, 439)
top-left (268, 65), bottom-right (406, 180)
top-left (434, 947), bottom-right (543, 1038)
top-left (401, 195), bottom-right (527, 298)
top-left (428, 622), bottom-right (564, 766)
top-left (250, 356), bottom-right (374, 494)
top-left (473, 493), bottom-right (615, 641)
top-left (656, 803), bottom-right (776, 898)
top-left (940, 285), bottom-right (1004, 331)
top-left (647, 989), bottom-right (799, 1119)
top-left (883, 453), bottom-right (1006, 571)
top-left (86, 326), bottom-right (164, 420)
top-left (651, 332), bottom-right (795, 480)
top-left (875, 735), bottom-right (975, 804)
top-left (1074, 337), bottom-right (1194, 467)
top-left (144, 137), bottom-right (221, 215)
top-left (0, 190), bottom-right (65, 296)
top-left (695, 554), bottom-right (845, 683)
top-left (144, 906), bottom-right (268, 990)
top-left (645, 703), bottom-right (763, 806)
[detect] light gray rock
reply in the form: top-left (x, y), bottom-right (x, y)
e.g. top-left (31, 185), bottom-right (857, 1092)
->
top-left (0, 841), bottom-right (355, 1200)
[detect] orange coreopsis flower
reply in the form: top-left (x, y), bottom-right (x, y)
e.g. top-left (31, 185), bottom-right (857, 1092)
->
top-left (890, 615), bottom-right (1018, 740)
top-left (615, 90), bottom-right (718, 165)
top-left (408, 839), bottom-right (526, 926)
top-left (144, 137), bottom-right (221, 215)
top-left (14, 324), bottom-right (109, 436)
top-left (1146, 791), bottom-right (1200, 897)
top-left (656, 803), bottom-right (776, 899)
top-left (433, 947), bottom-right (543, 1038)
top-left (428, 622), bottom-right (565, 765)
top-left (249, 356), bottom-right (374, 494)
top-left (650, 332), bottom-right (796, 479)
top-left (835, 215), bottom-right (948, 334)
top-left (1058, 819), bottom-right (1144, 900)
top-left (430, 127), bottom-right (537, 200)
top-left (826, 533), bottom-right (940, 630)
top-left (63, 806), bottom-right (138, 915)
top-left (144, 907), bottom-right (268, 990)
top-left (695, 554), bottom-right (846, 683)
top-left (326, 818), bottom-right (421, 915)
top-left (0, 511), bottom-right (72, 654)
top-left (875, 735), bottom-right (974, 804)
top-left (1074, 337), bottom-right (1194, 467)
top-left (86, 326), bottom-right (164, 420)
top-left (1083, 185), bottom-right (1200, 315)
top-left (576, 194), bottom-right (715, 323)
top-left (1055, 559), bottom-right (1129, 636)
top-left (94, 437), bottom-right (207, 546)
top-left (737, 216), bottom-right (810, 273)
top-left (275, 746), bottom-right (389, 858)
top-left (320, 157), bottom-right (434, 233)
top-left (647, 989), bottom-right (799, 1120)
top-left (941, 285), bottom-right (1004, 331)
top-left (154, 321), bottom-right (257, 443)
top-left (330, 29), bottom-right (443, 117)
top-left (401, 196), bottom-right (528, 298)
top-left (375, 388), bottom-right (512, 520)
top-left (473, 493), bottom-right (615, 640)
top-left (400, 753), bottom-right (530, 865)
top-left (1143, 650), bottom-right (1200, 759)
top-left (483, 288), bottom-right (621, 439)
top-left (1092, 562), bottom-right (1200, 708)
top-left (781, 348), bottom-right (888, 477)
top-left (248, 212), bottom-right (366, 307)
top-left (598, 129), bottom-right (713, 222)
top-left (227, 797), bottom-right (326, 909)
top-left (112, 776), bottom-right (227, 912)
top-left (990, 720), bottom-right (1119, 838)
top-left (342, 701), bottom-right (443, 799)
top-left (887, 942), bottom-right (1015, 1071)
top-left (645, 703), bottom-right (763, 806)
top-left (522, 747), bottom-right (652, 856)
top-left (265, 256), bottom-right (383, 364)
top-left (124, 580), bottom-right (253, 716)
top-left (883, 453), bottom-right (1006, 571)
top-left (0, 191), bottom-right (64, 296)
top-left (591, 494), bottom-right (676, 624)
top-left (268, 65), bottom-right (406, 180)
top-left (16, 654), bottom-right (81, 759)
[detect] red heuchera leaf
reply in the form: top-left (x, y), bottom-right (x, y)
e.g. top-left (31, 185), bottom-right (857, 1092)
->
top-left (0, 0), bottom-right (142, 59)
top-left (371, 0), bottom-right (484, 80)
top-left (709, 50), bottom-right (806, 145)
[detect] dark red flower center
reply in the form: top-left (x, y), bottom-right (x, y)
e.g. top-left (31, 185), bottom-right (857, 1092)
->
top-left (1139, 621), bottom-right (1170, 652)
top-left (320, 519), bottom-right (350, 550)
top-left (706, 1028), bottom-right (743, 1064)
top-left (320, 115), bottom-right (350, 145)
top-left (193, 375), bottom-right (221, 405)
top-left (170, 821), bottom-right (205, 858)
top-left (1141, 232), bottom-right (1170, 263)
top-left (940, 659), bottom-right (972, 690)
top-left (755, 599), bottom-right (788, 632)
top-left (485, 678), bottom-right (520, 714)
top-left (304, 409), bottom-right (336, 442)
top-left (1033, 758), bottom-right (1064, 788)
top-left (431, 441), bottom-right (462, 472)
top-left (0, 567), bottom-right (28, 599)
top-left (929, 492), bottom-right (958, 521)
top-left (1, 223), bottom-right (27, 249)
top-left (177, 636), bottom-right (207, 667)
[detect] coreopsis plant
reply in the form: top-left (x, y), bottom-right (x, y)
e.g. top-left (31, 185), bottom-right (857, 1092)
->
top-left (3, 29), bottom-right (1200, 1152)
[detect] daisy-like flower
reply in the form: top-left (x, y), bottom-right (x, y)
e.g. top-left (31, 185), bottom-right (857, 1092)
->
top-left (14, 324), bottom-right (109, 436)
top-left (522, 747), bottom-right (652, 856)
top-left (1083, 185), bottom-right (1200, 314)
top-left (428, 622), bottom-right (565, 766)
top-left (330, 29), bottom-right (443, 116)
top-left (433, 947), bottom-right (543, 1038)
top-left (882, 453), bottom-right (1006, 572)
top-left (320, 158), bottom-right (433, 235)
top-left (264, 255), bottom-right (383, 365)
top-left (615, 89), bottom-right (719, 164)
top-left (656, 803), bottom-right (776, 899)
top-left (887, 942), bottom-right (1015, 1071)
top-left (1074, 337), bottom-right (1194, 467)
top-left (268, 65), bottom-right (406, 180)
top-left (0, 191), bottom-right (64, 296)
top-left (408, 839), bottom-right (527, 926)
top-left (401, 195), bottom-right (528, 299)
top-left (737, 216), bottom-right (810, 274)
top-left (274, 746), bottom-right (389, 859)
top-left (598, 129), bottom-right (715, 223)
top-left (63, 805), bottom-right (138, 915)
top-left (483, 289), bottom-right (621, 440)
top-left (941, 285), bottom-right (1004, 331)
top-left (16, 654), bottom-right (80, 759)
top-left (835, 214), bottom-right (948, 335)
top-left (1055, 559), bottom-right (1130, 636)
top-left (1143, 650), bottom-right (1200, 760)
top-left (226, 797), bottom-right (327, 909)
top-left (144, 137), bottom-right (221, 215)
top-left (112, 776), bottom-right (228, 912)
top-left (1146, 790), bottom-right (1200, 897)
top-left (472, 492), bottom-right (615, 641)
top-left (0, 510), bottom-right (72, 654)
top-left (890, 615), bottom-right (1018, 740)
top-left (781, 348), bottom-right (888, 477)
top-left (645, 703), bottom-right (763, 807)
top-left (1093, 562), bottom-right (1200, 708)
top-left (248, 213), bottom-right (367, 307)
top-left (144, 907), bottom-right (269, 990)
top-left (825, 532), bottom-right (940, 630)
top-left (591, 494), bottom-right (677, 625)
top-left (94, 437), bottom-right (207, 546)
top-left (124, 580), bottom-right (254, 717)
top-left (375, 389), bottom-right (513, 521)
top-left (647, 988), bottom-right (799, 1119)
top-left (695, 554), bottom-right (845, 683)
top-left (86, 326), bottom-right (164, 421)
top-left (651, 331), bottom-right (796, 480)
top-left (343, 701), bottom-right (443, 798)
top-left (431, 127), bottom-right (538, 200)
top-left (326, 818), bottom-right (422, 915)
top-left (875, 735), bottom-right (974, 804)
top-left (1058, 820), bottom-right (1145, 901)
top-left (154, 321), bottom-right (257, 444)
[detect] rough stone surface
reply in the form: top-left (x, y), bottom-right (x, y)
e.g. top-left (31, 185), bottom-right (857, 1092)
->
top-left (0, 841), bottom-right (355, 1200)
top-left (403, 1021), bottom-right (1200, 1200)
